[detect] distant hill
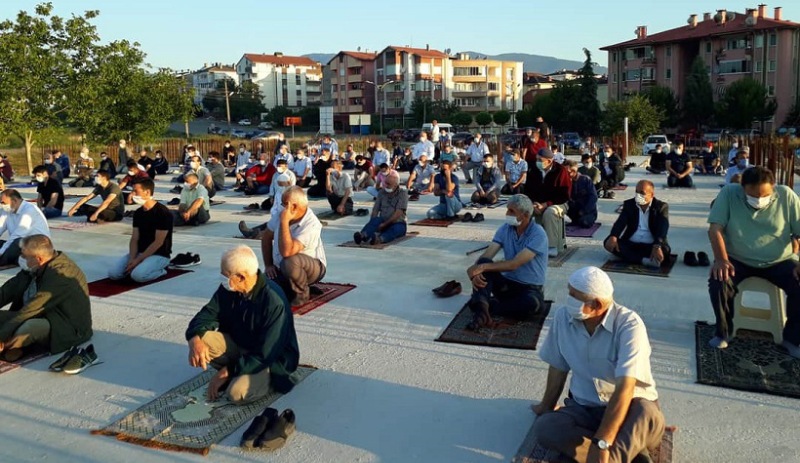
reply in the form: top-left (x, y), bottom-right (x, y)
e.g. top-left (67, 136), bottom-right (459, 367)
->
top-left (302, 52), bottom-right (607, 75)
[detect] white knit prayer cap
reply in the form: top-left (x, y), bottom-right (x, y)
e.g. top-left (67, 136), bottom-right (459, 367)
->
top-left (568, 266), bottom-right (614, 300)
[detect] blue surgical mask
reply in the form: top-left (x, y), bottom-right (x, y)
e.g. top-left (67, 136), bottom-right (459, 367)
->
top-left (536, 161), bottom-right (544, 170)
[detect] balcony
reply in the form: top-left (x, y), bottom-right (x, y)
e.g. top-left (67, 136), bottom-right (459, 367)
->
top-left (641, 57), bottom-right (657, 66)
top-left (347, 74), bottom-right (364, 83)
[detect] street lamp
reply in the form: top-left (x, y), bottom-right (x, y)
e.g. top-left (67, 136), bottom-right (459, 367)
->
top-left (365, 79), bottom-right (397, 136)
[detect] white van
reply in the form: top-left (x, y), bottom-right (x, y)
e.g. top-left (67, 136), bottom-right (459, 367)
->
top-left (421, 122), bottom-right (453, 134)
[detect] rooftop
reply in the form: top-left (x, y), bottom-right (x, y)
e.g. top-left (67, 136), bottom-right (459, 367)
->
top-left (381, 45), bottom-right (449, 59)
top-left (242, 53), bottom-right (320, 68)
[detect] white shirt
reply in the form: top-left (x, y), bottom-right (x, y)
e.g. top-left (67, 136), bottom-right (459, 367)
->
top-left (236, 151), bottom-right (251, 171)
top-left (466, 140), bottom-right (490, 162)
top-left (0, 201), bottom-right (51, 255)
top-left (372, 149), bottom-right (391, 167)
top-left (411, 140), bottom-right (435, 161)
top-left (431, 125), bottom-right (440, 143)
top-left (267, 207), bottom-right (327, 268)
top-left (727, 147), bottom-right (739, 166)
top-left (629, 205), bottom-right (655, 244)
top-left (539, 303), bottom-right (659, 407)
top-left (329, 171), bottom-right (353, 196)
top-left (269, 170), bottom-right (297, 198)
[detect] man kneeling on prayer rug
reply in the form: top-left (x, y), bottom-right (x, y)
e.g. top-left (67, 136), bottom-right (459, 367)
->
top-left (261, 186), bottom-right (327, 307)
top-left (0, 235), bottom-right (92, 362)
top-left (186, 245), bottom-right (299, 403)
top-left (533, 266), bottom-right (665, 463)
top-left (465, 194), bottom-right (548, 330)
top-left (353, 170), bottom-right (408, 245)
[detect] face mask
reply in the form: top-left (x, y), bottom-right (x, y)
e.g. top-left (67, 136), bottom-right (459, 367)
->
top-left (536, 161), bottom-right (544, 170)
top-left (44, 160), bottom-right (52, 164)
top-left (483, 162), bottom-right (492, 168)
top-left (0, 204), bottom-right (11, 212)
top-left (505, 215), bottom-right (521, 227)
top-left (35, 176), bottom-right (45, 183)
top-left (156, 155), bottom-right (162, 159)
top-left (746, 195), bottom-right (771, 210)
top-left (127, 170), bottom-right (135, 176)
top-left (277, 167), bottom-right (287, 173)
top-left (119, 144), bottom-right (126, 149)
top-left (225, 143), bottom-right (230, 147)
top-left (248, 158), bottom-right (255, 164)
top-left (184, 182), bottom-right (196, 190)
top-left (259, 160), bottom-right (267, 166)
top-left (297, 154), bottom-right (304, 159)
top-left (239, 148), bottom-right (244, 153)
top-left (190, 162), bottom-right (200, 170)
top-left (635, 193), bottom-right (649, 206)
top-left (101, 156), bottom-right (107, 160)
top-left (675, 150), bottom-right (683, 155)
top-left (565, 295), bottom-right (590, 320)
top-left (738, 159), bottom-right (749, 169)
top-left (584, 162), bottom-right (593, 169)
top-left (18, 256), bottom-right (34, 272)
top-left (132, 195), bottom-right (146, 205)
top-left (220, 276), bottom-right (232, 292)
top-left (384, 187), bottom-right (395, 193)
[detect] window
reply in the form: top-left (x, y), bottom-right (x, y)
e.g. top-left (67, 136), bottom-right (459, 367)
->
top-left (665, 69), bottom-right (672, 79)
top-left (726, 37), bottom-right (751, 50)
top-left (612, 52), bottom-right (617, 62)
top-left (350, 83), bottom-right (362, 90)
top-left (393, 83), bottom-right (403, 92)
top-left (767, 85), bottom-right (775, 97)
top-left (339, 68), bottom-right (345, 76)
top-left (488, 82), bottom-right (499, 91)
top-left (623, 68), bottom-right (654, 81)
top-left (769, 60), bottom-right (777, 72)
top-left (349, 98), bottom-right (362, 105)
top-left (454, 97), bottom-right (479, 107)
top-left (666, 46), bottom-right (672, 57)
top-left (624, 46), bottom-right (654, 60)
top-left (418, 63), bottom-right (431, 75)
top-left (754, 61), bottom-right (762, 72)
top-left (339, 84), bottom-right (345, 91)
top-left (706, 42), bottom-right (712, 53)
top-left (718, 60), bottom-right (751, 74)
top-left (392, 99), bottom-right (403, 108)
top-left (769, 33), bottom-right (777, 46)
top-left (755, 35), bottom-right (764, 48)
top-left (487, 97), bottom-right (498, 107)
top-left (612, 73), bottom-right (617, 83)
top-left (349, 67), bottom-right (362, 75)
top-left (454, 66), bottom-right (484, 76)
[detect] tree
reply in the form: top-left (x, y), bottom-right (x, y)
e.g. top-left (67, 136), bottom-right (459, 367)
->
top-left (227, 81), bottom-right (266, 121)
top-left (682, 56), bottom-right (715, 130)
top-left (515, 104), bottom-right (538, 128)
top-left (715, 78), bottom-right (777, 130)
top-left (601, 94), bottom-right (664, 147)
top-left (575, 48), bottom-right (601, 135)
top-left (641, 86), bottom-right (680, 128)
top-left (475, 112), bottom-right (493, 128)
top-left (492, 110), bottom-right (511, 127)
top-left (265, 106), bottom-right (294, 128)
top-left (784, 102), bottom-right (800, 127)
top-left (409, 95), bottom-right (461, 126)
top-left (451, 111), bottom-right (473, 128)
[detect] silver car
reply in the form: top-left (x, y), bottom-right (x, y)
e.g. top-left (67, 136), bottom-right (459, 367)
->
top-left (642, 135), bottom-right (670, 155)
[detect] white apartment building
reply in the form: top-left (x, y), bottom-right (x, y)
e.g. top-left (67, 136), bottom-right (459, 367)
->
top-left (236, 52), bottom-right (322, 110)
top-left (191, 63), bottom-right (238, 107)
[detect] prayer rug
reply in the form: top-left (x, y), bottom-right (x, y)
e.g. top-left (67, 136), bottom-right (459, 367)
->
top-left (232, 235), bottom-right (259, 240)
top-left (601, 254), bottom-right (677, 278)
top-left (88, 269), bottom-right (193, 298)
top-left (4, 183), bottom-right (34, 189)
top-left (435, 301), bottom-right (551, 350)
top-left (49, 218), bottom-right (100, 231)
top-left (92, 366), bottom-right (316, 455)
top-left (611, 184), bottom-right (628, 191)
top-left (662, 184), bottom-right (697, 190)
top-left (548, 247), bottom-right (579, 268)
top-left (337, 231), bottom-right (419, 250)
top-left (231, 210), bottom-right (270, 216)
top-left (315, 210), bottom-right (349, 221)
top-left (292, 282), bottom-right (356, 316)
top-left (411, 217), bottom-right (458, 227)
top-left (487, 199), bottom-right (509, 209)
top-left (565, 222), bottom-right (601, 238)
top-left (0, 350), bottom-right (48, 375)
top-left (513, 423), bottom-right (676, 463)
top-left (209, 200), bottom-right (225, 206)
top-left (64, 194), bottom-right (83, 199)
top-left (695, 321), bottom-right (800, 399)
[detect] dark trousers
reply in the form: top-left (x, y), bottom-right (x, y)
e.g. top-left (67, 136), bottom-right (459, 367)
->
top-left (172, 206), bottom-right (210, 226)
top-left (77, 204), bottom-right (122, 222)
top-left (667, 174), bottom-right (693, 188)
top-left (567, 208), bottom-right (597, 228)
top-left (501, 184), bottom-right (524, 195)
top-left (307, 181), bottom-right (327, 198)
top-left (274, 254), bottom-right (326, 306)
top-left (708, 258), bottom-right (800, 345)
top-left (470, 189), bottom-right (499, 205)
top-left (646, 167), bottom-right (666, 175)
top-left (604, 237), bottom-right (671, 266)
top-left (0, 239), bottom-right (21, 265)
top-left (296, 177), bottom-right (312, 188)
top-left (327, 193), bottom-right (353, 215)
top-left (469, 257), bottom-right (545, 319)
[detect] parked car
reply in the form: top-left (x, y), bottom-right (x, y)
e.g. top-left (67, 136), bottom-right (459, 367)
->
top-left (682, 137), bottom-right (706, 157)
top-left (450, 132), bottom-right (475, 147)
top-left (500, 133), bottom-right (523, 148)
top-left (238, 119), bottom-right (251, 126)
top-left (561, 132), bottom-right (582, 150)
top-left (257, 121), bottom-right (272, 129)
top-left (387, 128), bottom-right (405, 141)
top-left (778, 127), bottom-right (798, 139)
top-left (251, 131), bottom-right (283, 141)
top-left (702, 128), bottom-right (730, 143)
top-left (230, 129), bottom-right (248, 139)
top-left (403, 129), bottom-right (422, 141)
top-left (642, 135), bottom-right (670, 155)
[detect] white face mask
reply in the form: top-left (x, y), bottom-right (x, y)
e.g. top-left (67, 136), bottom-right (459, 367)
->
top-left (635, 193), bottom-right (649, 206)
top-left (35, 176), bottom-right (45, 183)
top-left (565, 295), bottom-right (590, 320)
top-left (190, 162), bottom-right (200, 170)
top-left (220, 275), bottom-right (232, 292)
top-left (746, 194), bottom-right (771, 210)
top-left (675, 149), bottom-right (683, 155)
top-left (584, 162), bottom-right (593, 169)
top-left (384, 187), bottom-right (395, 193)
top-left (132, 195), bottom-right (146, 205)
top-left (483, 162), bottom-right (492, 168)
top-left (44, 159), bottom-right (52, 164)
top-left (277, 167), bottom-right (287, 173)
top-left (259, 160), bottom-right (267, 166)
top-left (127, 170), bottom-right (135, 176)
top-left (239, 148), bottom-right (244, 153)
top-left (18, 256), bottom-right (31, 273)
top-left (184, 182), bottom-right (195, 190)
top-left (505, 215), bottom-right (521, 227)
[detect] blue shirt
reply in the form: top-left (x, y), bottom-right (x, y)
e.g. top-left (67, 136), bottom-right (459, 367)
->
top-left (505, 159), bottom-right (528, 183)
top-left (435, 172), bottom-right (460, 204)
top-left (372, 149), bottom-right (391, 167)
top-left (491, 221), bottom-right (548, 285)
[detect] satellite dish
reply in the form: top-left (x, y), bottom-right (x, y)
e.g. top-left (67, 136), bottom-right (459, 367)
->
top-left (728, 12), bottom-right (736, 21)
top-left (714, 12), bottom-right (722, 23)
top-left (745, 16), bottom-right (756, 26)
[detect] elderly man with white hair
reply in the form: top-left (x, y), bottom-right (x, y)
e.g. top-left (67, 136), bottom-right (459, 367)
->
top-left (353, 171), bottom-right (408, 245)
top-left (186, 245), bottom-right (299, 403)
top-left (532, 266), bottom-right (665, 463)
top-left (465, 194), bottom-right (549, 329)
top-left (261, 186), bottom-right (327, 306)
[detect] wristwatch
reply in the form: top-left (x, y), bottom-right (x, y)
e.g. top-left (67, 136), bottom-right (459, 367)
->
top-left (591, 437), bottom-right (611, 450)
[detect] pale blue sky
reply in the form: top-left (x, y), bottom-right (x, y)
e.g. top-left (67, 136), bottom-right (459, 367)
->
top-left (1, 1), bottom-right (797, 71)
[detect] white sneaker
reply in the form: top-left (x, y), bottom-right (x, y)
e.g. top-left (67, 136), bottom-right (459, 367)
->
top-left (709, 336), bottom-right (729, 349)
top-left (548, 247), bottom-right (559, 258)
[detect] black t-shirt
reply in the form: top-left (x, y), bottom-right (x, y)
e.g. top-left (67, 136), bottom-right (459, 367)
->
top-left (37, 178), bottom-right (64, 211)
top-left (132, 202), bottom-right (173, 258)
top-left (92, 182), bottom-right (124, 216)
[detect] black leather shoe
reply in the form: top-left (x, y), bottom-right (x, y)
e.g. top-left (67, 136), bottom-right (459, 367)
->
top-left (255, 409), bottom-right (296, 451)
top-left (684, 251), bottom-right (699, 267)
top-left (461, 212), bottom-right (473, 222)
top-left (472, 213), bottom-right (485, 222)
top-left (241, 407), bottom-right (278, 448)
top-left (697, 251), bottom-right (710, 267)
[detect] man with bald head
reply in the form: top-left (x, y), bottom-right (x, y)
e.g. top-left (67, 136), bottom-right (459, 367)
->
top-left (261, 186), bottom-right (327, 306)
top-left (604, 180), bottom-right (671, 268)
top-left (533, 266), bottom-right (664, 463)
top-left (353, 171), bottom-right (408, 245)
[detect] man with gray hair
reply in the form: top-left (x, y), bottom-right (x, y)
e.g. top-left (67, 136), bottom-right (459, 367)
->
top-left (465, 194), bottom-right (548, 329)
top-left (0, 235), bottom-right (92, 362)
top-left (353, 171), bottom-right (408, 245)
top-left (186, 245), bottom-right (299, 403)
top-left (532, 266), bottom-right (664, 463)
top-left (262, 186), bottom-right (327, 306)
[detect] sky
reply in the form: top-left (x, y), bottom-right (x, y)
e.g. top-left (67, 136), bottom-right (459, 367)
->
top-left (1, 0), bottom-right (797, 71)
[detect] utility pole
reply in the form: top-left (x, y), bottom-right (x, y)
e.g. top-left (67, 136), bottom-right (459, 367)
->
top-left (224, 78), bottom-right (232, 132)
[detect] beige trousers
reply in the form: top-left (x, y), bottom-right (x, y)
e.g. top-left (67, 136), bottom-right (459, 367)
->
top-left (200, 331), bottom-right (271, 404)
top-left (535, 203), bottom-right (568, 253)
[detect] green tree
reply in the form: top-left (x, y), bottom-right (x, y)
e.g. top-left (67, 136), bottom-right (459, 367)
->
top-left (601, 94), bottom-right (664, 147)
top-left (492, 110), bottom-right (511, 127)
top-left (409, 96), bottom-right (461, 126)
top-left (682, 56), bottom-right (714, 130)
top-left (575, 48), bottom-right (601, 135)
top-left (641, 86), bottom-right (680, 128)
top-left (228, 81), bottom-right (267, 121)
top-left (451, 111), bottom-right (473, 127)
top-left (715, 78), bottom-right (777, 130)
top-left (475, 111), bottom-right (493, 128)
top-left (266, 106), bottom-right (295, 127)
top-left (515, 104), bottom-right (538, 127)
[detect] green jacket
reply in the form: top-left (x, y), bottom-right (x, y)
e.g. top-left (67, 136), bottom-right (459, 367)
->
top-left (185, 271), bottom-right (299, 393)
top-left (0, 252), bottom-right (93, 353)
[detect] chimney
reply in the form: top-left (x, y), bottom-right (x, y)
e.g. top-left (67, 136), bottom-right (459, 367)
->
top-left (635, 25), bottom-right (648, 39)
top-left (274, 52), bottom-right (283, 57)
top-left (758, 4), bottom-right (767, 17)
top-left (747, 8), bottom-right (757, 19)
top-left (426, 44), bottom-right (430, 51)
top-left (689, 14), bottom-right (698, 27)
top-left (716, 9), bottom-right (727, 25)
top-left (775, 7), bottom-right (782, 20)
top-left (703, 12), bottom-right (712, 21)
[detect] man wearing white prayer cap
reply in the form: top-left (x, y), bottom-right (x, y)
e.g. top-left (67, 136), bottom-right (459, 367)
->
top-left (531, 266), bottom-right (665, 463)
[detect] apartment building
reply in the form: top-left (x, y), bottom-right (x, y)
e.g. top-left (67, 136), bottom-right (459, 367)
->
top-left (449, 53), bottom-right (524, 114)
top-left (602, 5), bottom-right (800, 129)
top-left (327, 51), bottom-right (378, 130)
top-left (236, 52), bottom-right (322, 110)
top-left (191, 63), bottom-right (238, 107)
top-left (373, 45), bottom-right (451, 118)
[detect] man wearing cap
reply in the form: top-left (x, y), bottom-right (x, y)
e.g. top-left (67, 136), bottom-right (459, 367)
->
top-left (665, 142), bottom-right (693, 188)
top-left (464, 133), bottom-right (490, 184)
top-left (697, 142), bottom-right (722, 175)
top-left (526, 148), bottom-right (572, 257)
top-left (532, 266), bottom-right (665, 463)
top-left (466, 194), bottom-right (548, 329)
top-left (604, 180), bottom-right (670, 268)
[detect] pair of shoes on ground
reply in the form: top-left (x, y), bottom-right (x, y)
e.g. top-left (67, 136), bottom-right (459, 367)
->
top-left (684, 251), bottom-right (710, 267)
top-left (354, 208), bottom-right (369, 217)
top-left (461, 212), bottom-right (484, 223)
top-left (123, 210), bottom-right (135, 218)
top-left (432, 280), bottom-right (462, 298)
top-left (48, 344), bottom-right (99, 375)
top-left (170, 252), bottom-right (201, 268)
top-left (353, 232), bottom-right (381, 246)
top-left (243, 203), bottom-right (260, 211)
top-left (169, 185), bottom-right (183, 194)
top-left (602, 190), bottom-right (616, 199)
top-left (167, 197), bottom-right (180, 206)
top-left (409, 193), bottom-right (420, 201)
top-left (241, 408), bottom-right (296, 451)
